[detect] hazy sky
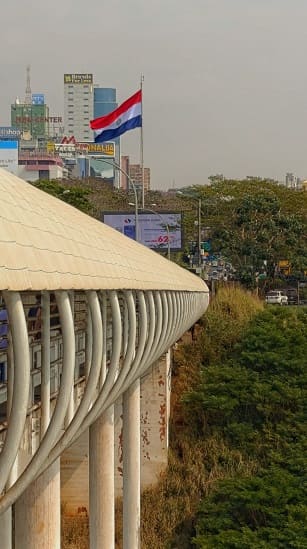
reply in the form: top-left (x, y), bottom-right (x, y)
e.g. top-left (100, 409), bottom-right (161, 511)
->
top-left (1, 0), bottom-right (307, 189)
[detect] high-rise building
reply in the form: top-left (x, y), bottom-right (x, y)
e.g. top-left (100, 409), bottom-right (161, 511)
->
top-left (121, 155), bottom-right (130, 190)
top-left (121, 157), bottom-right (150, 192)
top-left (129, 164), bottom-right (150, 193)
top-left (64, 74), bottom-right (93, 142)
top-left (92, 87), bottom-right (120, 186)
top-left (11, 101), bottom-right (50, 139)
top-left (93, 87), bottom-right (117, 119)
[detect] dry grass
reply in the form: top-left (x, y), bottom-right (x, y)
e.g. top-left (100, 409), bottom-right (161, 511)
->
top-left (62, 514), bottom-right (89, 549)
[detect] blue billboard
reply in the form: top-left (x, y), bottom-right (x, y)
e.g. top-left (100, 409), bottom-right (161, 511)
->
top-left (102, 211), bottom-right (183, 251)
top-left (0, 140), bottom-right (18, 174)
top-left (0, 127), bottom-right (22, 139)
top-left (32, 94), bottom-right (45, 105)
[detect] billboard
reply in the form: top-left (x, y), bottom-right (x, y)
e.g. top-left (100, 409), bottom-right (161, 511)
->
top-left (32, 94), bottom-right (45, 105)
top-left (0, 140), bottom-right (18, 174)
top-left (53, 141), bottom-right (115, 157)
top-left (64, 73), bottom-right (93, 84)
top-left (0, 127), bottom-right (21, 139)
top-left (102, 211), bottom-right (183, 251)
top-left (80, 142), bottom-right (115, 157)
top-left (15, 116), bottom-right (62, 124)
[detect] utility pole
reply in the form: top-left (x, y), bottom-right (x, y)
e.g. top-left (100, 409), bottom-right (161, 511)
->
top-left (198, 199), bottom-right (202, 269)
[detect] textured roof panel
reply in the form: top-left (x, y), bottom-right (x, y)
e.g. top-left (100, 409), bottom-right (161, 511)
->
top-left (0, 168), bottom-right (208, 293)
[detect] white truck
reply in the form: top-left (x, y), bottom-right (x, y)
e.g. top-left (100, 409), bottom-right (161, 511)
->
top-left (265, 290), bottom-right (288, 305)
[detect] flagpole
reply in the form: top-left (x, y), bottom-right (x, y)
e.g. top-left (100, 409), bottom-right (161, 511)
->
top-left (140, 74), bottom-right (144, 209)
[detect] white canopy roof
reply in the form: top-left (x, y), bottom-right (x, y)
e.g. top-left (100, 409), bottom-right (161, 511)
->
top-left (0, 168), bottom-right (208, 293)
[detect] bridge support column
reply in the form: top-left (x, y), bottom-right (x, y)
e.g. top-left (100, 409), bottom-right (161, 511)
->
top-left (89, 405), bottom-right (115, 549)
top-left (0, 509), bottom-right (12, 548)
top-left (14, 458), bottom-right (60, 549)
top-left (123, 378), bottom-right (141, 549)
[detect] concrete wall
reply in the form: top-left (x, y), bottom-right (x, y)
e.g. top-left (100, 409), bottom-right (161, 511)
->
top-left (61, 351), bottom-right (171, 515)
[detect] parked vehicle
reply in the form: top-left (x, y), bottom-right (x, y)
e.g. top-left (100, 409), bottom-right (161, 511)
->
top-left (265, 290), bottom-right (288, 305)
top-left (283, 287), bottom-right (298, 305)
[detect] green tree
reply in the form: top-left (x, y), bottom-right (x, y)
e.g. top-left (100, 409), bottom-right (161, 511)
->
top-left (177, 179), bottom-right (307, 287)
top-left (190, 306), bottom-right (307, 548)
top-left (32, 180), bottom-right (92, 214)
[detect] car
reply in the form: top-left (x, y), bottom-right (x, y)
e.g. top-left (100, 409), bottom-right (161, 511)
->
top-left (265, 290), bottom-right (288, 305)
top-left (283, 287), bottom-right (298, 305)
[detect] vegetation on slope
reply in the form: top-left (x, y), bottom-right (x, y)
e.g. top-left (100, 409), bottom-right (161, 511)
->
top-left (191, 304), bottom-right (307, 548)
top-left (140, 289), bottom-right (306, 548)
top-left (140, 287), bottom-right (264, 548)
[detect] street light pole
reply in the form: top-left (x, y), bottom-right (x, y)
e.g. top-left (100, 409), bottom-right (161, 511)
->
top-left (140, 207), bottom-right (171, 260)
top-left (197, 198), bottom-right (202, 269)
top-left (177, 191), bottom-right (202, 269)
top-left (89, 157), bottom-right (139, 242)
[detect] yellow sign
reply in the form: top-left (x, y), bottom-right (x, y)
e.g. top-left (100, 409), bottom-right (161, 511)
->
top-left (278, 260), bottom-right (291, 276)
top-left (64, 73), bottom-right (93, 84)
top-left (79, 142), bottom-right (115, 157)
top-left (46, 142), bottom-right (55, 153)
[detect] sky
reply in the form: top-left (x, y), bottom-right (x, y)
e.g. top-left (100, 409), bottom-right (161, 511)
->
top-left (1, 0), bottom-right (307, 190)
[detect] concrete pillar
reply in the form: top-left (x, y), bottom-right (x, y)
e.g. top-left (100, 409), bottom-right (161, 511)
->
top-left (89, 406), bottom-right (115, 549)
top-left (123, 378), bottom-right (140, 549)
top-left (14, 459), bottom-right (60, 549)
top-left (0, 509), bottom-right (12, 549)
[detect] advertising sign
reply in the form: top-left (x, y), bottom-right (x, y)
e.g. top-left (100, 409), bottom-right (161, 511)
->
top-left (102, 211), bottom-right (183, 251)
top-left (64, 73), bottom-right (93, 84)
top-left (0, 140), bottom-right (18, 174)
top-left (15, 116), bottom-right (62, 124)
top-left (80, 142), bottom-right (115, 157)
top-left (0, 127), bottom-right (22, 139)
top-left (54, 141), bottom-right (115, 157)
top-left (54, 143), bottom-right (76, 157)
top-left (32, 94), bottom-right (45, 105)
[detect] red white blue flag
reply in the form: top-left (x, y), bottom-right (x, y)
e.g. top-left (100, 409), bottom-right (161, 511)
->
top-left (90, 89), bottom-right (142, 143)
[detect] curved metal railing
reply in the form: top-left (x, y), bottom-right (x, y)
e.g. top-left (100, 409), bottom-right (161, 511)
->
top-left (0, 288), bottom-right (208, 513)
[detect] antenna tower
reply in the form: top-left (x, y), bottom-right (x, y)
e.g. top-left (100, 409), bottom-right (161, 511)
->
top-left (25, 65), bottom-right (32, 105)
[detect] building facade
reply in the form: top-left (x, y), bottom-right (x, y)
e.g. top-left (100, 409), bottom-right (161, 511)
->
top-left (120, 156), bottom-right (151, 193)
top-left (285, 172), bottom-right (301, 189)
top-left (11, 102), bottom-right (50, 139)
top-left (64, 74), bottom-right (94, 142)
top-left (92, 87), bottom-right (120, 186)
top-left (129, 163), bottom-right (151, 193)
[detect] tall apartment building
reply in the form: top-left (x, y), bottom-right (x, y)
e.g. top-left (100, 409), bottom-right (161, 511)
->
top-left (129, 164), bottom-right (150, 193)
top-left (64, 74), bottom-right (93, 142)
top-left (121, 156), bottom-right (150, 192)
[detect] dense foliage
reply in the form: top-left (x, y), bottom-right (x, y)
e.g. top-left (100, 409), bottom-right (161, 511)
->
top-left (178, 179), bottom-right (307, 287)
top-left (140, 288), bottom-right (264, 548)
top-left (188, 305), bottom-right (307, 548)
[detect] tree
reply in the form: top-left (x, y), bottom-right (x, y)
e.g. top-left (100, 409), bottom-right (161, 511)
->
top-left (178, 179), bottom-right (307, 287)
top-left (189, 306), bottom-right (307, 548)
